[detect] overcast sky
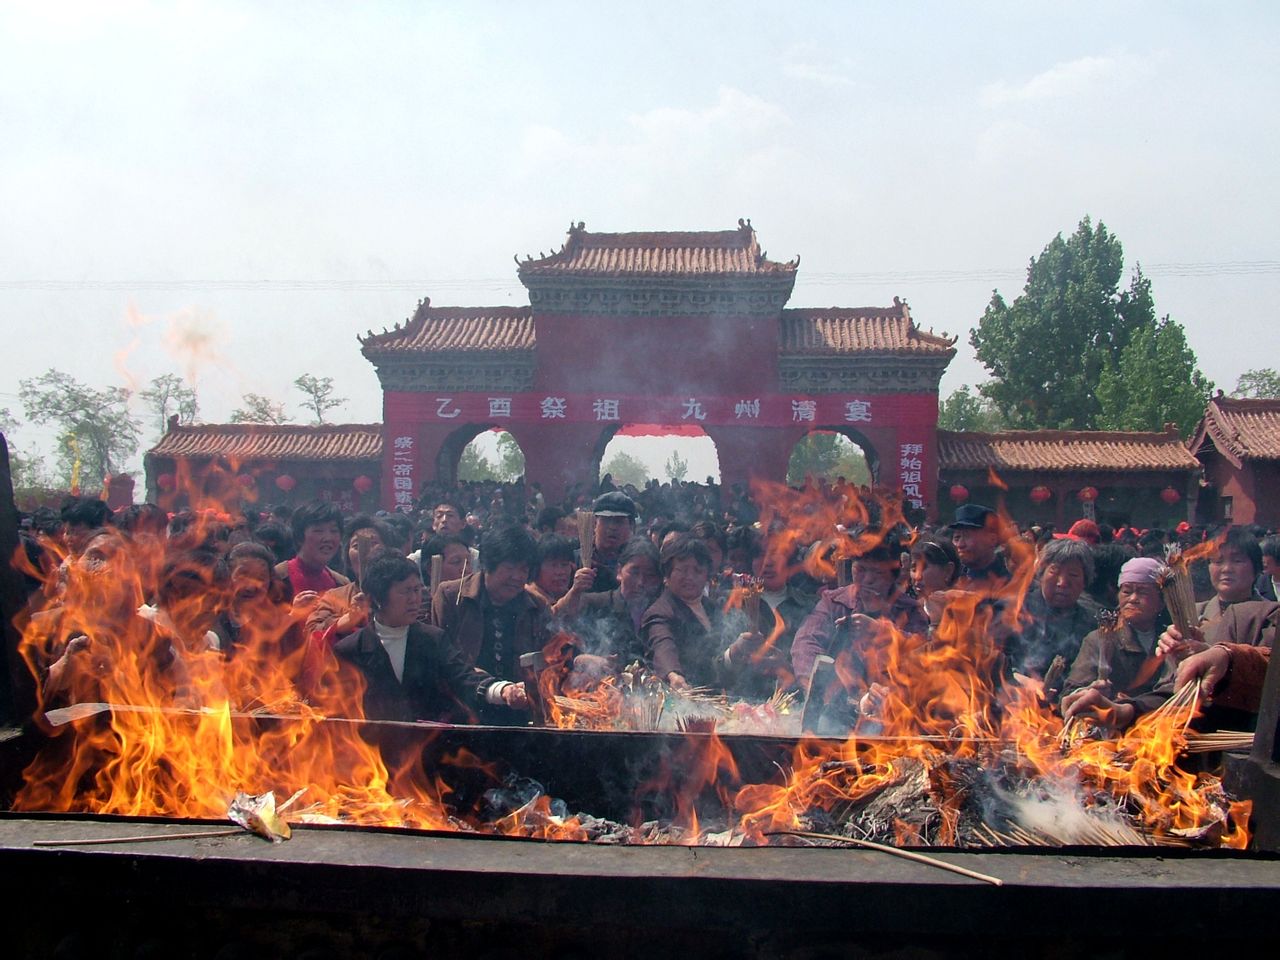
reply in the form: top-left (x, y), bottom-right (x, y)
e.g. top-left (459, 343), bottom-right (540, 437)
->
top-left (3, 1), bottom-right (1278, 480)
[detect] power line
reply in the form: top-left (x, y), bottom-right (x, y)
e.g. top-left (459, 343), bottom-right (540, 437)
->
top-left (1, 260), bottom-right (1277, 292)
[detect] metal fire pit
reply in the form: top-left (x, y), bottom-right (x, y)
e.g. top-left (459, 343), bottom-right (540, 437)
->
top-left (3, 714), bottom-right (1280, 958)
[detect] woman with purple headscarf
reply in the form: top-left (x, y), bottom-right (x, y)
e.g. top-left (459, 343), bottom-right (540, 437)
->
top-left (1059, 557), bottom-right (1176, 730)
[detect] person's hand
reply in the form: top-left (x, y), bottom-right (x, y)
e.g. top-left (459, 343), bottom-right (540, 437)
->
top-left (334, 593), bottom-right (368, 634)
top-left (568, 567), bottom-right (596, 594)
top-left (1157, 624), bottom-right (1208, 661)
top-left (922, 589), bottom-right (973, 626)
top-left (838, 612), bottom-right (877, 634)
top-left (46, 635), bottom-right (112, 695)
top-left (291, 590), bottom-right (320, 611)
top-left (666, 672), bottom-right (690, 691)
top-left (1175, 646), bottom-right (1232, 703)
top-left (858, 682), bottom-right (890, 719)
top-left (1060, 687), bottom-right (1136, 728)
top-left (501, 682), bottom-right (529, 710)
top-left (725, 631), bottom-right (765, 665)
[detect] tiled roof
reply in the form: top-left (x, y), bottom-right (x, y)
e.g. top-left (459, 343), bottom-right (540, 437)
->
top-left (779, 300), bottom-right (957, 356)
top-left (1190, 396), bottom-right (1280, 466)
top-left (517, 220), bottom-right (797, 277)
top-left (360, 302), bottom-right (535, 356)
top-left (150, 423), bottom-right (382, 462)
top-left (937, 426), bottom-right (1199, 473)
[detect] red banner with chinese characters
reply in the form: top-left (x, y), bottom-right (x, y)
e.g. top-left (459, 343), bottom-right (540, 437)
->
top-left (383, 391), bottom-right (937, 428)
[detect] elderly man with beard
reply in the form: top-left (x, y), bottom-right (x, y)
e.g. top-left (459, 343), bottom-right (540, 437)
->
top-left (1061, 557), bottom-right (1175, 729)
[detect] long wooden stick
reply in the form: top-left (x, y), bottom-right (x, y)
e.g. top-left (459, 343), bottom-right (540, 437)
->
top-left (33, 828), bottom-right (244, 847)
top-left (766, 829), bottom-right (1004, 886)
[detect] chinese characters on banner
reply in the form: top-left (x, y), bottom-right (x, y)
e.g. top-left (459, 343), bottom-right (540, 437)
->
top-left (383, 393), bottom-right (924, 428)
top-left (898, 441), bottom-right (924, 511)
top-left (391, 434), bottom-right (415, 512)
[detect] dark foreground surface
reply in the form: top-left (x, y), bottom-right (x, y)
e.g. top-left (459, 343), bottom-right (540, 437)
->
top-left (2, 815), bottom-right (1279, 959)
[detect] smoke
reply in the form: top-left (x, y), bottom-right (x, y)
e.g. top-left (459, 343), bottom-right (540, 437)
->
top-left (115, 301), bottom-right (230, 395)
top-left (989, 775), bottom-right (1143, 844)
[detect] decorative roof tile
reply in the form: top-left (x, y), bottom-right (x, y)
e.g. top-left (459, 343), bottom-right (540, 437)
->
top-left (780, 300), bottom-right (957, 356)
top-left (937, 426), bottom-right (1199, 473)
top-left (1190, 396), bottom-right (1280, 467)
top-left (360, 302), bottom-right (534, 357)
top-left (150, 423), bottom-right (382, 462)
top-left (518, 220), bottom-right (797, 277)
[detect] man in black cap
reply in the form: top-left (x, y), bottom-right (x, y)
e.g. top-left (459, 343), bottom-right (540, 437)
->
top-left (949, 504), bottom-right (1012, 591)
top-left (583, 491), bottom-right (637, 593)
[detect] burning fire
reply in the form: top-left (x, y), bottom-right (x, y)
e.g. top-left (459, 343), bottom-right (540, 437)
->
top-left (8, 478), bottom-right (1252, 850)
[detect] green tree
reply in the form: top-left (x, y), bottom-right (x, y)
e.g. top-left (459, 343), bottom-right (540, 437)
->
top-left (1096, 318), bottom-right (1213, 435)
top-left (230, 393), bottom-right (290, 424)
top-left (457, 442), bottom-right (499, 481)
top-left (294, 374), bottom-right (347, 425)
top-left (787, 432), bottom-right (871, 486)
top-left (19, 369), bottom-right (141, 488)
top-left (970, 217), bottom-right (1151, 429)
top-left (664, 450), bottom-right (689, 482)
top-left (1232, 368), bottom-right (1280, 399)
top-left (937, 385), bottom-right (1008, 431)
top-left (0, 408), bottom-right (48, 490)
top-left (601, 450), bottom-right (649, 488)
top-left (495, 431), bottom-right (525, 481)
top-left (140, 373), bottom-right (199, 436)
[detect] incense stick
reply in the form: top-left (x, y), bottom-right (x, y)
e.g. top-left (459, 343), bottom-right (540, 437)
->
top-left (1157, 550), bottom-right (1200, 638)
top-left (577, 511), bottom-right (595, 570)
top-left (766, 830), bottom-right (1004, 886)
top-left (33, 828), bottom-right (244, 847)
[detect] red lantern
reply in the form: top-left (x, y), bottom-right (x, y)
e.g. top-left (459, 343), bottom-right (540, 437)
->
top-left (1077, 486), bottom-right (1099, 503)
top-left (275, 474), bottom-right (296, 493)
top-left (1029, 485), bottom-right (1052, 504)
top-left (949, 484), bottom-right (969, 503)
top-left (1160, 486), bottom-right (1181, 505)
top-left (353, 475), bottom-right (374, 494)
top-left (237, 474), bottom-right (256, 489)
top-left (156, 473), bottom-right (176, 492)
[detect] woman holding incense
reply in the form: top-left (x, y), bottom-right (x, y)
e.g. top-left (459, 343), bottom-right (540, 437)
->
top-left (566, 537), bottom-right (662, 665)
top-left (642, 534), bottom-right (741, 691)
top-left (305, 516), bottom-right (397, 643)
top-left (1198, 527), bottom-right (1265, 622)
top-left (1061, 557), bottom-right (1176, 729)
top-left (332, 555), bottom-right (508, 723)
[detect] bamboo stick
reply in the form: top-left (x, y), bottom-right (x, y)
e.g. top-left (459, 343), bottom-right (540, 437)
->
top-left (33, 828), bottom-right (244, 847)
top-left (766, 830), bottom-right (1004, 885)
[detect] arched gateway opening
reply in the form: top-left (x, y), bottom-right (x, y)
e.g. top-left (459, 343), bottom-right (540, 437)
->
top-left (439, 425), bottom-right (528, 484)
top-left (787, 428), bottom-right (877, 486)
top-left (594, 424), bottom-right (721, 489)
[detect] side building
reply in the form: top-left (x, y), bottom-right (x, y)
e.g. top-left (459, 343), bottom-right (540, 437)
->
top-left (1189, 395), bottom-right (1280, 528)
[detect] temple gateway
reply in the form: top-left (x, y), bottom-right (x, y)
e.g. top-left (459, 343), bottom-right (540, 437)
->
top-left (359, 220), bottom-right (956, 513)
top-left (147, 221), bottom-right (1258, 528)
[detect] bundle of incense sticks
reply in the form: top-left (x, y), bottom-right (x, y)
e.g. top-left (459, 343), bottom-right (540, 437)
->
top-left (1183, 730), bottom-right (1254, 753)
top-left (429, 554), bottom-right (443, 590)
top-left (577, 510), bottom-right (595, 569)
top-left (1157, 547), bottom-right (1200, 638)
top-left (733, 574), bottom-right (763, 633)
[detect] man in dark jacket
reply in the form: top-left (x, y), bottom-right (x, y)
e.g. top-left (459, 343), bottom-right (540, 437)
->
top-left (431, 525), bottom-right (548, 720)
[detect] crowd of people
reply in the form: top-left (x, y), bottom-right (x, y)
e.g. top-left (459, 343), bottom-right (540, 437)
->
top-left (12, 478), bottom-right (1278, 735)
